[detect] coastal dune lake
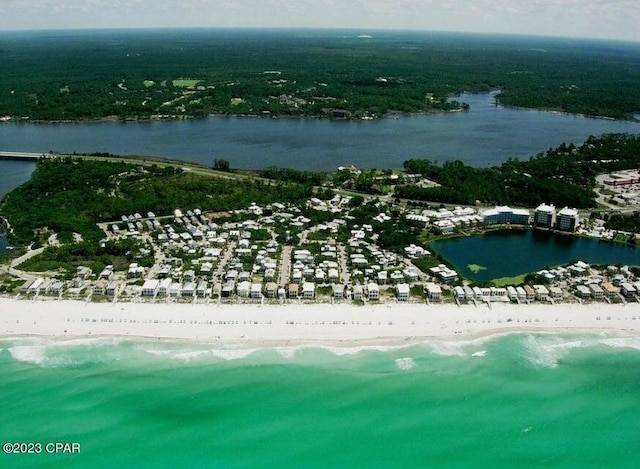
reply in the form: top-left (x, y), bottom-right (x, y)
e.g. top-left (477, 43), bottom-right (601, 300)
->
top-left (1, 93), bottom-right (639, 176)
top-left (429, 229), bottom-right (640, 284)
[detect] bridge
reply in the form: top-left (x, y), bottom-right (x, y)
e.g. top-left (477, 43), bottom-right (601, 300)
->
top-left (0, 151), bottom-right (48, 161)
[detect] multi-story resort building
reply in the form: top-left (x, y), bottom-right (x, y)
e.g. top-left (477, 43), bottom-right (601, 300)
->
top-left (481, 206), bottom-right (531, 225)
top-left (533, 203), bottom-right (556, 228)
top-left (556, 207), bottom-right (580, 232)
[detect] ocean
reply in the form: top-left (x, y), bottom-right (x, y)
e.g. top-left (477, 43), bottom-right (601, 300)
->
top-left (1, 333), bottom-right (640, 468)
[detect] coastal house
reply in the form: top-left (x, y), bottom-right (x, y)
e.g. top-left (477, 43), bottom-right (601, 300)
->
top-left (288, 283), bottom-right (299, 299)
top-left (93, 280), bottom-right (107, 296)
top-left (621, 283), bottom-right (637, 298)
top-left (367, 282), bottom-right (380, 300)
top-left (425, 282), bottom-right (441, 301)
top-left (534, 285), bottom-right (549, 302)
top-left (47, 280), bottom-right (64, 296)
top-left (575, 285), bottom-right (592, 299)
top-left (507, 286), bottom-right (518, 302)
top-left (157, 278), bottom-right (172, 296)
top-left (396, 283), bottom-right (410, 302)
top-left (523, 285), bottom-right (536, 302)
top-left (141, 279), bottom-right (159, 297)
top-left (352, 285), bottom-right (363, 301)
top-left (302, 282), bottom-right (315, 299)
top-left (251, 283), bottom-right (263, 299)
top-left (106, 282), bottom-right (119, 297)
top-left (600, 282), bottom-right (619, 300)
top-left (588, 283), bottom-right (604, 300)
top-left (333, 284), bottom-right (345, 300)
top-left (265, 282), bottom-right (278, 298)
top-left (182, 282), bottom-right (196, 297)
top-left (237, 281), bottom-right (251, 298)
top-left (549, 286), bottom-right (564, 300)
top-left (196, 281), bottom-right (209, 297)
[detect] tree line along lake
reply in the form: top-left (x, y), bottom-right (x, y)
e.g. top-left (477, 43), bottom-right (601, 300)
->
top-left (1, 92), bottom-right (639, 262)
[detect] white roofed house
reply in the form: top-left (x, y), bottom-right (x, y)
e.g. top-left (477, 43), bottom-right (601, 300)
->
top-left (533, 285), bottom-right (549, 302)
top-left (332, 284), bottom-right (345, 300)
top-left (396, 283), bottom-right (410, 302)
top-left (141, 279), bottom-right (159, 297)
top-left (367, 282), bottom-right (380, 300)
top-left (182, 282), bottom-right (196, 298)
top-left (425, 282), bottom-right (441, 301)
top-left (196, 281), bottom-right (210, 297)
top-left (157, 278), bottom-right (172, 297)
top-left (106, 282), bottom-right (119, 297)
top-left (302, 282), bottom-right (315, 299)
top-left (251, 283), bottom-right (263, 299)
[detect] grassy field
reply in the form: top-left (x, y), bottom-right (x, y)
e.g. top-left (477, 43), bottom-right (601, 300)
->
top-left (172, 79), bottom-right (202, 87)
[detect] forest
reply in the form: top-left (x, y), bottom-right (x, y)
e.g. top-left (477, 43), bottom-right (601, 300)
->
top-left (0, 157), bottom-right (313, 246)
top-left (396, 133), bottom-right (640, 208)
top-left (1, 29), bottom-right (639, 121)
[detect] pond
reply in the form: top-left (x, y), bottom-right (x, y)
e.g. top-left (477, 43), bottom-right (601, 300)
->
top-left (428, 228), bottom-right (640, 284)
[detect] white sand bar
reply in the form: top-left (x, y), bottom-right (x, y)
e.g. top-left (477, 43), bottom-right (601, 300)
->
top-left (1, 298), bottom-right (640, 346)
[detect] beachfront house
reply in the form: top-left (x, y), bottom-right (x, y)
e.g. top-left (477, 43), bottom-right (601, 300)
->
top-left (367, 282), bottom-right (380, 300)
top-left (601, 282), bottom-right (619, 300)
top-left (237, 281), bottom-right (251, 298)
top-left (196, 281), bottom-right (209, 297)
top-left (106, 282), bottom-right (119, 297)
top-left (588, 283), bottom-right (604, 300)
top-left (251, 283), bottom-right (263, 299)
top-left (302, 282), bottom-right (315, 299)
top-left (141, 279), bottom-right (159, 297)
top-left (265, 282), bottom-right (278, 298)
top-left (523, 285), bottom-right (536, 302)
top-left (288, 284), bottom-right (299, 299)
top-left (352, 285), bottom-right (363, 301)
top-left (621, 283), bottom-right (637, 298)
top-left (397, 283), bottom-right (410, 301)
top-left (425, 282), bottom-right (441, 301)
top-left (182, 282), bottom-right (196, 297)
top-left (333, 284), bottom-right (345, 300)
top-left (575, 285), bottom-right (592, 299)
top-left (534, 285), bottom-right (549, 302)
top-left (549, 286), bottom-right (564, 301)
top-left (158, 278), bottom-right (172, 297)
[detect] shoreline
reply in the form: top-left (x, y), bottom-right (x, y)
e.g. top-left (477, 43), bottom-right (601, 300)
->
top-left (2, 298), bottom-right (639, 348)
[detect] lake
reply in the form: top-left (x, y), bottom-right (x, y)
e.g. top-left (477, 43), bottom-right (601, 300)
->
top-left (0, 92), bottom-right (638, 174)
top-left (429, 229), bottom-right (640, 284)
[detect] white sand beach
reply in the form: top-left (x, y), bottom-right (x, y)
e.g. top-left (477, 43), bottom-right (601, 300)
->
top-left (1, 298), bottom-right (640, 346)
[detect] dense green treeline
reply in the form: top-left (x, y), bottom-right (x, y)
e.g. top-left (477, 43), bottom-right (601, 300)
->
top-left (397, 133), bottom-right (640, 208)
top-left (0, 157), bottom-right (313, 245)
top-left (1, 29), bottom-right (639, 120)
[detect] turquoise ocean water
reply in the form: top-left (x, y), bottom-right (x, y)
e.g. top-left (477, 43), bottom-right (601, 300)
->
top-left (1, 333), bottom-right (640, 468)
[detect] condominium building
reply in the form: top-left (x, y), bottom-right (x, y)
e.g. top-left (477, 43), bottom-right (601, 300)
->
top-left (482, 206), bottom-right (530, 225)
top-left (556, 207), bottom-right (580, 232)
top-left (533, 203), bottom-right (555, 228)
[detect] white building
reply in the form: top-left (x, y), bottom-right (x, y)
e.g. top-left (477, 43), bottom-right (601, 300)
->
top-left (482, 206), bottom-right (530, 225)
top-left (533, 203), bottom-right (555, 228)
top-left (367, 282), bottom-right (380, 300)
top-left (396, 283), bottom-right (410, 301)
top-left (556, 207), bottom-right (580, 232)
